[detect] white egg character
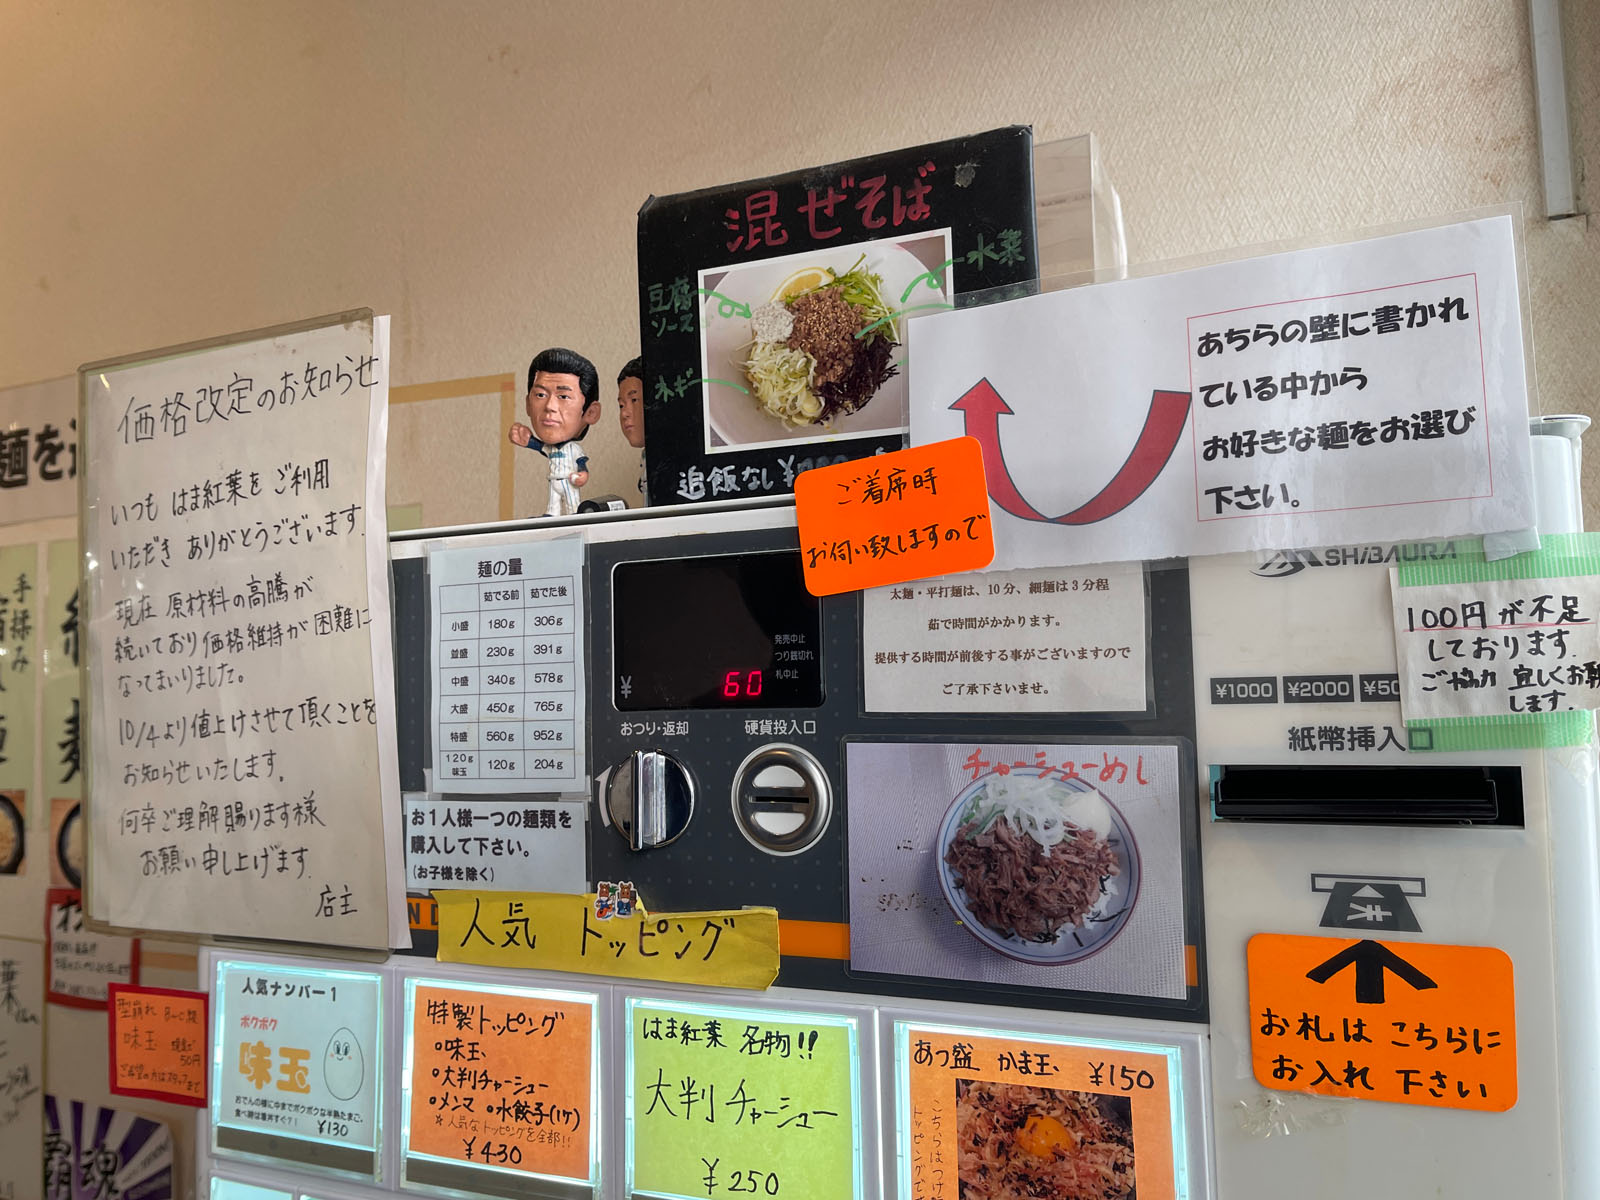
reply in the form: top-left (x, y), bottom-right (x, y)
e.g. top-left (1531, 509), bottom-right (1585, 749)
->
top-left (322, 1027), bottom-right (364, 1101)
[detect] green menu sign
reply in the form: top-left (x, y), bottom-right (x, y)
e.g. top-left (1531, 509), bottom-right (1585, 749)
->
top-left (627, 998), bottom-right (862, 1200)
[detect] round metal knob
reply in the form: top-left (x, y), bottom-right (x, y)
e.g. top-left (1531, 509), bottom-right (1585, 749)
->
top-left (606, 750), bottom-right (694, 851)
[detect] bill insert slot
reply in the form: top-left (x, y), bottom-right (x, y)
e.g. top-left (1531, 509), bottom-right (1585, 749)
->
top-left (1211, 764), bottom-right (1523, 828)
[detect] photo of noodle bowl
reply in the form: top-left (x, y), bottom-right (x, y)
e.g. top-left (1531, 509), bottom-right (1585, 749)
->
top-left (697, 228), bottom-right (953, 452)
top-left (937, 770), bottom-right (1140, 964)
top-left (955, 1079), bottom-right (1135, 1200)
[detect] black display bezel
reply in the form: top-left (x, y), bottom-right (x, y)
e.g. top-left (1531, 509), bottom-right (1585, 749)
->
top-left (610, 549), bottom-right (824, 711)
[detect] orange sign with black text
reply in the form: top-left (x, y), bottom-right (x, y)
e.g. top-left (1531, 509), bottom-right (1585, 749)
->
top-left (408, 982), bottom-right (596, 1182)
top-left (1247, 933), bottom-right (1517, 1111)
top-left (107, 984), bottom-right (208, 1106)
top-left (795, 436), bottom-right (993, 595)
top-left (901, 1023), bottom-right (1177, 1200)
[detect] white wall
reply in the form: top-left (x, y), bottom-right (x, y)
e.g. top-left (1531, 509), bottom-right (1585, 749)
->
top-left (2, 0), bottom-right (1595, 519)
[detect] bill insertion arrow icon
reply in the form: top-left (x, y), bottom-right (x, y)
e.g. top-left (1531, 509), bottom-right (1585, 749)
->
top-left (1306, 939), bottom-right (1438, 1005)
top-left (950, 378), bottom-right (1191, 525)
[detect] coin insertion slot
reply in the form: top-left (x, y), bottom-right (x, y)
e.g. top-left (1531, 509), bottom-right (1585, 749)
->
top-left (731, 743), bottom-right (833, 855)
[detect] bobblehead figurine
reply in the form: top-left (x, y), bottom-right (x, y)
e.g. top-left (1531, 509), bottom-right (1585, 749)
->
top-left (616, 356), bottom-right (646, 499)
top-left (508, 347), bottom-right (602, 517)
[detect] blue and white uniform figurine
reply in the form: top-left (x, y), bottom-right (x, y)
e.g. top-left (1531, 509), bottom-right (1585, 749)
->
top-left (507, 347), bottom-right (603, 518)
top-left (533, 439), bottom-right (588, 517)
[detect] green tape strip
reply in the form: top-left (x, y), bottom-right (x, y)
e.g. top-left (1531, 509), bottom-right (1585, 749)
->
top-left (1395, 533), bottom-right (1600, 587)
top-left (1406, 711), bottom-right (1595, 752)
top-left (1395, 534), bottom-right (1600, 748)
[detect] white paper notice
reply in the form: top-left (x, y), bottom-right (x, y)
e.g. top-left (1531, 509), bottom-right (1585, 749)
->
top-left (47, 892), bottom-right (135, 1006)
top-left (862, 562), bottom-right (1147, 712)
top-left (403, 795), bottom-right (586, 892)
top-left (82, 315), bottom-right (398, 948)
top-left (1392, 572), bottom-right (1600, 720)
top-left (430, 539), bottom-right (587, 793)
top-left (911, 216), bottom-right (1534, 570)
top-left (213, 959), bottom-right (382, 1154)
top-left (0, 937), bottom-right (43, 1200)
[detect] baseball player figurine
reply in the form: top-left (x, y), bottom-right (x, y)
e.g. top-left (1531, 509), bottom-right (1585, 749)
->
top-left (507, 347), bottom-right (602, 517)
top-left (615, 355), bottom-right (646, 502)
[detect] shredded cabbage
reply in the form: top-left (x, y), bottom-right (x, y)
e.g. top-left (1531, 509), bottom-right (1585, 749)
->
top-left (743, 341), bottom-right (823, 426)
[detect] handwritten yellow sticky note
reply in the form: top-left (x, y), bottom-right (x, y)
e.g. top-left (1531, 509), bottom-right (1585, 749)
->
top-left (434, 891), bottom-right (780, 989)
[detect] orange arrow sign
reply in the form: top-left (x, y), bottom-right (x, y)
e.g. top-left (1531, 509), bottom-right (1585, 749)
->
top-left (1247, 933), bottom-right (1516, 1112)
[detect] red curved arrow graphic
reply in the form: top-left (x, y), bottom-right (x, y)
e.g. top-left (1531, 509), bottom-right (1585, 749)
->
top-left (951, 378), bottom-right (1191, 525)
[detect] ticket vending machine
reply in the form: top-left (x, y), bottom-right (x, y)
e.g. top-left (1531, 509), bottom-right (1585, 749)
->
top-left (194, 425), bottom-right (1597, 1200)
top-left (1195, 418), bottom-right (1598, 1200)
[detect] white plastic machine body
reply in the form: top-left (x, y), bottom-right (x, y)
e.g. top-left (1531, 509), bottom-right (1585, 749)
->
top-left (1197, 419), bottom-right (1598, 1200)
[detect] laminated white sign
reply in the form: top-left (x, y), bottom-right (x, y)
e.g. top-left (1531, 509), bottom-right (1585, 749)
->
top-left (403, 794), bottom-right (586, 892)
top-left (862, 561), bottom-right (1147, 712)
top-left (81, 314), bottom-right (403, 948)
top-left (430, 539), bottom-right (587, 794)
top-left (911, 216), bottom-right (1534, 569)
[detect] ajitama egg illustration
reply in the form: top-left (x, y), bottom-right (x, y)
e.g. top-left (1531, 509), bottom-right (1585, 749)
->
top-left (322, 1027), bottom-right (364, 1101)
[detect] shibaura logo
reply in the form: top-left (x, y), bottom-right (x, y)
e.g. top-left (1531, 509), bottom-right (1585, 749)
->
top-left (1251, 542), bottom-right (1462, 578)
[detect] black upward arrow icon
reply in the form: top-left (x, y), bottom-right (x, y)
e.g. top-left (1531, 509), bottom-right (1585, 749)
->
top-left (1306, 940), bottom-right (1438, 1005)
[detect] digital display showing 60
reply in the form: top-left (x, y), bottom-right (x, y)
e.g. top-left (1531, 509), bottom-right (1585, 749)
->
top-left (612, 551), bottom-right (824, 711)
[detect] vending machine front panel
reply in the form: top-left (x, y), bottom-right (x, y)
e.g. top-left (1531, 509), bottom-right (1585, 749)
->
top-left (390, 505), bottom-right (1209, 1026)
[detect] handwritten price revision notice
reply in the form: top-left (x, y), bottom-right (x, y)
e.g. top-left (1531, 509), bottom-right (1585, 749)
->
top-left (80, 313), bottom-right (401, 948)
top-left (794, 436), bottom-right (993, 596)
top-left (403, 980), bottom-right (598, 1192)
top-left (627, 998), bottom-right (864, 1200)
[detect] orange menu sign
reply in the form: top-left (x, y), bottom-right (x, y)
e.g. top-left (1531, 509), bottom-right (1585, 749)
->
top-left (794, 436), bottom-right (993, 596)
top-left (407, 981), bottom-right (595, 1182)
top-left (900, 1023), bottom-right (1177, 1200)
top-left (107, 984), bottom-right (208, 1106)
top-left (1247, 933), bottom-right (1517, 1112)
